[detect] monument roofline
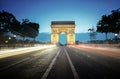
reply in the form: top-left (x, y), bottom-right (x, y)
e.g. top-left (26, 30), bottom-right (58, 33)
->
top-left (51, 21), bottom-right (75, 25)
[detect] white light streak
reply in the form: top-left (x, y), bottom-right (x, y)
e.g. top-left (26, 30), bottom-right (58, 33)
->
top-left (0, 45), bottom-right (56, 58)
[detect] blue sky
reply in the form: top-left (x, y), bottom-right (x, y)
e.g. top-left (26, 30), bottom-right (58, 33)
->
top-left (0, 0), bottom-right (120, 33)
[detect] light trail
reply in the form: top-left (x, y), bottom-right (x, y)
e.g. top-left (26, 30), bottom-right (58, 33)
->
top-left (69, 45), bottom-right (120, 57)
top-left (0, 45), bottom-right (55, 58)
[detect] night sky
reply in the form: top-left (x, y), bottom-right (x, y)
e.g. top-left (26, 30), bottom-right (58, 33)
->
top-left (0, 0), bottom-right (120, 33)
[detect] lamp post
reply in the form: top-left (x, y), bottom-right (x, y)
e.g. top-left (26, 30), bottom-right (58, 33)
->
top-left (13, 35), bottom-right (16, 38)
top-left (8, 37), bottom-right (11, 40)
top-left (114, 33), bottom-right (118, 42)
top-left (5, 40), bottom-right (8, 47)
top-left (13, 35), bottom-right (16, 48)
top-left (5, 40), bottom-right (8, 43)
top-left (8, 37), bottom-right (11, 47)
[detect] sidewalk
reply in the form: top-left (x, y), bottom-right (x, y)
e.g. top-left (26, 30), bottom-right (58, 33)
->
top-left (0, 45), bottom-right (55, 59)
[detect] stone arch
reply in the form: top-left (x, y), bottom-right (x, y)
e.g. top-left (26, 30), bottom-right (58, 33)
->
top-left (51, 21), bottom-right (75, 45)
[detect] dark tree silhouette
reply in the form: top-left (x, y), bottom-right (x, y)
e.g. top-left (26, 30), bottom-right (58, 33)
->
top-left (96, 15), bottom-right (110, 40)
top-left (0, 10), bottom-right (20, 46)
top-left (0, 11), bottom-right (40, 47)
top-left (110, 9), bottom-right (120, 34)
top-left (21, 19), bottom-right (39, 39)
top-left (27, 22), bottom-right (39, 44)
top-left (20, 19), bottom-right (39, 46)
top-left (96, 9), bottom-right (120, 40)
top-left (0, 10), bottom-right (20, 36)
top-left (88, 26), bottom-right (97, 41)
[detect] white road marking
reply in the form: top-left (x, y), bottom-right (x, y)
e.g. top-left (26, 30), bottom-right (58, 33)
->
top-left (64, 48), bottom-right (80, 79)
top-left (41, 49), bottom-right (61, 79)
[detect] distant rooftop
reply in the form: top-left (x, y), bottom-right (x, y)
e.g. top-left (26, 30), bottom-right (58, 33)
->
top-left (51, 21), bottom-right (75, 25)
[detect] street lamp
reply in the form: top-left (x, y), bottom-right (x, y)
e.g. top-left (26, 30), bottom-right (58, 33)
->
top-left (115, 33), bottom-right (118, 37)
top-left (13, 35), bottom-right (16, 48)
top-left (5, 40), bottom-right (8, 43)
top-left (8, 37), bottom-right (11, 40)
top-left (114, 33), bottom-right (118, 42)
top-left (8, 37), bottom-right (11, 47)
top-left (13, 35), bottom-right (16, 38)
top-left (5, 40), bottom-right (8, 47)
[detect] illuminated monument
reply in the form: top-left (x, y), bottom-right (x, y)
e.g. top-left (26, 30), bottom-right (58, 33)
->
top-left (51, 21), bottom-right (75, 44)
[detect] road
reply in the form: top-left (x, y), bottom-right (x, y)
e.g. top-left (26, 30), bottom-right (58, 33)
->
top-left (0, 46), bottom-right (120, 79)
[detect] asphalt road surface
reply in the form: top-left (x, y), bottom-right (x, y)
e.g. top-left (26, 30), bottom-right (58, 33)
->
top-left (0, 46), bottom-right (120, 79)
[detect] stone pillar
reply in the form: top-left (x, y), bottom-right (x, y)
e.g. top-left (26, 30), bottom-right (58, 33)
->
top-left (51, 33), bottom-right (59, 44)
top-left (67, 33), bottom-right (75, 44)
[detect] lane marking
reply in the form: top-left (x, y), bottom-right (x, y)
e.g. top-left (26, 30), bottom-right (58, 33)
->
top-left (41, 48), bottom-right (61, 79)
top-left (64, 48), bottom-right (80, 79)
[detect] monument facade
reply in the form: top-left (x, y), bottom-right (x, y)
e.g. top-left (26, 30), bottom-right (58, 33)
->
top-left (51, 21), bottom-right (75, 44)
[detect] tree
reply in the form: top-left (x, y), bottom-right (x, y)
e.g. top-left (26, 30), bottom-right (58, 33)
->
top-left (0, 11), bottom-right (19, 35)
top-left (110, 9), bottom-right (120, 34)
top-left (96, 9), bottom-right (120, 41)
top-left (21, 19), bottom-right (39, 39)
top-left (27, 22), bottom-right (39, 38)
top-left (19, 19), bottom-right (39, 46)
top-left (0, 10), bottom-right (20, 46)
top-left (96, 15), bottom-right (110, 40)
top-left (0, 11), bottom-right (40, 47)
top-left (88, 26), bottom-right (97, 41)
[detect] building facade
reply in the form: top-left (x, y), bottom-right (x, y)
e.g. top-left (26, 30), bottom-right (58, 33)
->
top-left (51, 21), bottom-right (75, 44)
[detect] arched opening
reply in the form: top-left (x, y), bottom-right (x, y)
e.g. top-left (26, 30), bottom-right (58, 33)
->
top-left (59, 32), bottom-right (67, 45)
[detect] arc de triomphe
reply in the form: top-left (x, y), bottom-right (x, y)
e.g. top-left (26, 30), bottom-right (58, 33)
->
top-left (51, 21), bottom-right (75, 44)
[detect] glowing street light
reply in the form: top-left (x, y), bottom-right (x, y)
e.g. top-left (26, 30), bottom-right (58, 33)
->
top-left (13, 35), bottom-right (16, 38)
top-left (115, 33), bottom-right (118, 36)
top-left (8, 37), bottom-right (11, 40)
top-left (13, 35), bottom-right (16, 48)
top-left (114, 33), bottom-right (118, 42)
top-left (5, 40), bottom-right (8, 43)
